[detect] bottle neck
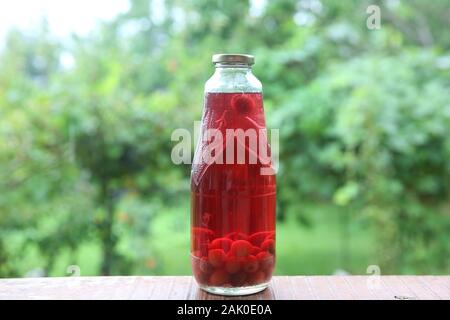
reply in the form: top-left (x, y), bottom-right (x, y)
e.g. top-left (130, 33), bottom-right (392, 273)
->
top-left (206, 64), bottom-right (261, 93)
top-left (213, 65), bottom-right (253, 79)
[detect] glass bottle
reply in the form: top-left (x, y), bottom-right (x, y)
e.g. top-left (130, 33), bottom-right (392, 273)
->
top-left (191, 54), bottom-right (276, 296)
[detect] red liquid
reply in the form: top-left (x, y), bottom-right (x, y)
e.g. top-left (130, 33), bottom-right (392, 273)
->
top-left (191, 92), bottom-right (276, 288)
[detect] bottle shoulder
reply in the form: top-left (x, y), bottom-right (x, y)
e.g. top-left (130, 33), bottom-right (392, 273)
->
top-left (205, 69), bottom-right (262, 93)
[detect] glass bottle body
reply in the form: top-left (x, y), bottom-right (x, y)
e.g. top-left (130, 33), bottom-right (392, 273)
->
top-left (191, 62), bottom-right (276, 296)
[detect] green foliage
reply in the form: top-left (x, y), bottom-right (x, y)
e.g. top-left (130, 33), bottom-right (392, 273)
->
top-left (275, 51), bottom-right (450, 272)
top-left (0, 0), bottom-right (449, 276)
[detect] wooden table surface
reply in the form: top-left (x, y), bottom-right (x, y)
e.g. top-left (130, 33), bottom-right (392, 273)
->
top-left (0, 276), bottom-right (448, 300)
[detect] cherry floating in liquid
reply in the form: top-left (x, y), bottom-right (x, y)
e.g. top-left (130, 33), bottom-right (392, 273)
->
top-left (243, 255), bottom-right (259, 273)
top-left (225, 256), bottom-right (242, 274)
top-left (232, 94), bottom-right (255, 115)
top-left (208, 238), bottom-right (233, 253)
top-left (208, 249), bottom-right (227, 268)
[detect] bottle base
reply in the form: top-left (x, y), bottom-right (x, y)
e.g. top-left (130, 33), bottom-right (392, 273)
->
top-left (199, 282), bottom-right (269, 296)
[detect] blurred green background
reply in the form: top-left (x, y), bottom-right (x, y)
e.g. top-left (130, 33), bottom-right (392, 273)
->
top-left (0, 0), bottom-right (449, 278)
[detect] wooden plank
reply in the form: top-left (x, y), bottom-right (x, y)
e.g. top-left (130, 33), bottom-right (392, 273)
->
top-left (71, 277), bottom-right (109, 300)
top-left (306, 276), bottom-right (336, 300)
top-left (90, 277), bottom-right (137, 300)
top-left (186, 278), bottom-right (202, 300)
top-left (399, 276), bottom-right (440, 300)
top-left (344, 275), bottom-right (387, 300)
top-left (327, 276), bottom-right (356, 300)
top-left (381, 276), bottom-right (417, 300)
top-left (0, 276), bottom-right (449, 300)
top-left (166, 276), bottom-right (193, 300)
top-left (149, 276), bottom-right (178, 300)
top-left (271, 276), bottom-right (294, 299)
top-left (288, 276), bottom-right (316, 300)
top-left (419, 276), bottom-right (450, 300)
top-left (128, 277), bottom-right (155, 300)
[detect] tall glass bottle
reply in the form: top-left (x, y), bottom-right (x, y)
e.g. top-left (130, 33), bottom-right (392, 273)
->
top-left (191, 54), bottom-right (276, 296)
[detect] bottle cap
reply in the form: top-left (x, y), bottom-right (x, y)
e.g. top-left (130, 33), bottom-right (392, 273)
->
top-left (212, 54), bottom-right (255, 66)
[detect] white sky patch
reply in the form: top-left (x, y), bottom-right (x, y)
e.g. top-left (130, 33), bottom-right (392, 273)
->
top-left (249, 0), bottom-right (267, 18)
top-left (150, 0), bottom-right (166, 25)
top-left (0, 0), bottom-right (129, 41)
